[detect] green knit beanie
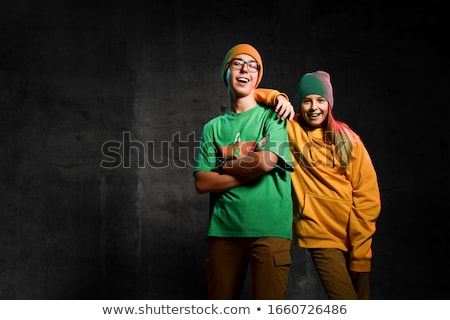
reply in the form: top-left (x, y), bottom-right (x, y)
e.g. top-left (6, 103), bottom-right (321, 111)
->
top-left (297, 70), bottom-right (334, 108)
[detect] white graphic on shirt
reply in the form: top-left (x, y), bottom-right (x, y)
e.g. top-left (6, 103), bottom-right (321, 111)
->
top-left (233, 132), bottom-right (241, 143)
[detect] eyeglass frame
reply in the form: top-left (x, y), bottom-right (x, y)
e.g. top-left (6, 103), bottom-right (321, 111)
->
top-left (226, 58), bottom-right (260, 73)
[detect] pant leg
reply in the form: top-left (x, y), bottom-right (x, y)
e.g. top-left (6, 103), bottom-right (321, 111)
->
top-left (205, 237), bottom-right (249, 299)
top-left (249, 237), bottom-right (291, 300)
top-left (351, 271), bottom-right (370, 300)
top-left (309, 248), bottom-right (359, 300)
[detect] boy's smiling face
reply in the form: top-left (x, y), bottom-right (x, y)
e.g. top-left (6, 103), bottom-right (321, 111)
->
top-left (226, 53), bottom-right (259, 97)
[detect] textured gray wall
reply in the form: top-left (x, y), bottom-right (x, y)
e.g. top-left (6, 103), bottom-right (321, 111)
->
top-left (1, 0), bottom-right (449, 299)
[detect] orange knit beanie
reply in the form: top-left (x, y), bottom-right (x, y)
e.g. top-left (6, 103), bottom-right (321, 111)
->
top-left (220, 43), bottom-right (263, 87)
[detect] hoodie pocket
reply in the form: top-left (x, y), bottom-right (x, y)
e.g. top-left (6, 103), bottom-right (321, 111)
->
top-left (300, 192), bottom-right (352, 239)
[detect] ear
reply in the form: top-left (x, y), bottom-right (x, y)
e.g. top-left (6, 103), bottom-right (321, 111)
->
top-left (224, 68), bottom-right (231, 87)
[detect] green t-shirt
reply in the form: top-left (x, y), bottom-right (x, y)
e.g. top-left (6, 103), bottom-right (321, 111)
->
top-left (195, 104), bottom-right (293, 240)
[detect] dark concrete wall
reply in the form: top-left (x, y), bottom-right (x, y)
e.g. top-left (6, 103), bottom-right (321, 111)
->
top-left (1, 0), bottom-right (449, 299)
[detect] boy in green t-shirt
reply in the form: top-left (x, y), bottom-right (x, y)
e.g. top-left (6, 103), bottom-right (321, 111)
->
top-left (194, 43), bottom-right (294, 299)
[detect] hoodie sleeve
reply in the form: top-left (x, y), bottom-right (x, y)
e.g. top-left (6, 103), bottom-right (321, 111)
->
top-left (348, 137), bottom-right (381, 272)
top-left (254, 88), bottom-right (289, 106)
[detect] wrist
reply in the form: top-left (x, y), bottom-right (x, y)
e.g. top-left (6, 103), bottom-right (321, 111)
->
top-left (214, 157), bottom-right (226, 174)
top-left (276, 93), bottom-right (289, 104)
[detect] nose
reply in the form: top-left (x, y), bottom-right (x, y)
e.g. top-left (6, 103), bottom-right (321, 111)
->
top-left (239, 63), bottom-right (249, 72)
top-left (309, 102), bottom-right (318, 110)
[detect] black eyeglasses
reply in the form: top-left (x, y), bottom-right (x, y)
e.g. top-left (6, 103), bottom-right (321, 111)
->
top-left (227, 58), bottom-right (260, 73)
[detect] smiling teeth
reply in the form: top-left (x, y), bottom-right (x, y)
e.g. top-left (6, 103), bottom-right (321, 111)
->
top-left (237, 78), bottom-right (249, 83)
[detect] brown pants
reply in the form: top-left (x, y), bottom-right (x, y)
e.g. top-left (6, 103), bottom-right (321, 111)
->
top-left (205, 237), bottom-right (291, 300)
top-left (309, 248), bottom-right (370, 299)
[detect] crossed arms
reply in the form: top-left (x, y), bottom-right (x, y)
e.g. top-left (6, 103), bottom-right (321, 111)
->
top-left (194, 92), bottom-right (293, 194)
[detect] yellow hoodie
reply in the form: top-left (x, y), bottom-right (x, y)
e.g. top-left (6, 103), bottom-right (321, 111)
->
top-left (255, 89), bottom-right (381, 272)
top-left (288, 116), bottom-right (380, 272)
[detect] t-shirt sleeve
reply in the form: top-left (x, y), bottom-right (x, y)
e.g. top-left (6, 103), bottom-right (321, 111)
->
top-left (194, 123), bottom-right (217, 174)
top-left (261, 112), bottom-right (294, 172)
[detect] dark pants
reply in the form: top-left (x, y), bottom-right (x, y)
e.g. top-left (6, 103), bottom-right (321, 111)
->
top-left (309, 248), bottom-right (370, 300)
top-left (205, 237), bottom-right (291, 300)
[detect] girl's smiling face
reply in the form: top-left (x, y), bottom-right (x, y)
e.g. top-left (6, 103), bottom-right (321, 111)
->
top-left (299, 94), bottom-right (329, 127)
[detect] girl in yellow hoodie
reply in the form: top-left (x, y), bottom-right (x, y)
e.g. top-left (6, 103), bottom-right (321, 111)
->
top-left (256, 70), bottom-right (381, 299)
